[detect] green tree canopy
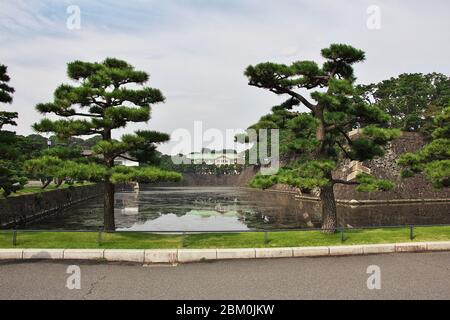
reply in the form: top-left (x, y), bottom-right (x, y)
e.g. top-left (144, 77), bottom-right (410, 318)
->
top-left (0, 64), bottom-right (17, 136)
top-left (398, 106), bottom-right (450, 188)
top-left (244, 44), bottom-right (400, 233)
top-left (127, 130), bottom-right (171, 165)
top-left (33, 58), bottom-right (181, 230)
top-left (15, 134), bottom-right (49, 160)
top-left (0, 64), bottom-right (27, 197)
top-left (358, 73), bottom-right (450, 135)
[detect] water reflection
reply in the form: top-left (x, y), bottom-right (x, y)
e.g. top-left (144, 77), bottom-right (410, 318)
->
top-left (23, 187), bottom-right (450, 231)
top-left (339, 202), bottom-right (450, 227)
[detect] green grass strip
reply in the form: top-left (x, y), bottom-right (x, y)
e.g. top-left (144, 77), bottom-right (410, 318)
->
top-left (1, 226), bottom-right (449, 249)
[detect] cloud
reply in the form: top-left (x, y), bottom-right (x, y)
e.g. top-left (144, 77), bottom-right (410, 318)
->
top-left (1, 0), bottom-right (449, 154)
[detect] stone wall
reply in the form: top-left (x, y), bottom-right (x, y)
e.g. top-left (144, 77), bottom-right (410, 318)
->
top-left (0, 184), bottom-right (104, 228)
top-left (334, 132), bottom-right (450, 201)
top-left (264, 133), bottom-right (448, 201)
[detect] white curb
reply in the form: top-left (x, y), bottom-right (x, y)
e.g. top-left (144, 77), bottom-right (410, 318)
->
top-left (64, 249), bottom-right (105, 260)
top-left (1, 241), bottom-right (449, 263)
top-left (104, 249), bottom-right (145, 263)
top-left (329, 245), bottom-right (364, 256)
top-left (426, 241), bottom-right (450, 251)
top-left (0, 249), bottom-right (23, 260)
top-left (395, 242), bottom-right (428, 253)
top-left (23, 249), bottom-right (64, 260)
top-left (217, 248), bottom-right (256, 260)
top-left (363, 244), bottom-right (396, 254)
top-left (178, 249), bottom-right (217, 263)
top-left (145, 249), bottom-right (178, 264)
top-left (255, 248), bottom-right (293, 258)
top-left (293, 246), bottom-right (329, 257)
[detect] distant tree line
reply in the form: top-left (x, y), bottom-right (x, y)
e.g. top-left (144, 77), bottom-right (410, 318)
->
top-left (157, 149), bottom-right (247, 176)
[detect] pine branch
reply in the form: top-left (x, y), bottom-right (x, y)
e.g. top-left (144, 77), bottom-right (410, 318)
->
top-left (332, 179), bottom-right (359, 186)
top-left (335, 140), bottom-right (355, 161)
top-left (326, 119), bottom-right (354, 131)
top-left (263, 85), bottom-right (316, 111)
top-left (116, 154), bottom-right (139, 162)
top-left (57, 111), bottom-right (103, 118)
top-left (339, 128), bottom-right (354, 146)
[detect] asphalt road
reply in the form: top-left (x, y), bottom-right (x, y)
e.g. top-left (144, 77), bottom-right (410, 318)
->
top-left (0, 252), bottom-right (449, 300)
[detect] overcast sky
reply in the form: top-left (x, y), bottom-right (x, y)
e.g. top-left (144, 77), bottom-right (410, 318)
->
top-left (1, 0), bottom-right (449, 154)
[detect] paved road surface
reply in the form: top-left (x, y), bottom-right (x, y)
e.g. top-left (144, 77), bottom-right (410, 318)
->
top-left (1, 252), bottom-right (449, 300)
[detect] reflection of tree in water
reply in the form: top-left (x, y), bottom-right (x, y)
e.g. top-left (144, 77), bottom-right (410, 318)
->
top-left (24, 187), bottom-right (450, 231)
top-left (237, 206), bottom-right (322, 230)
top-left (116, 189), bottom-right (325, 230)
top-left (246, 192), bottom-right (321, 229)
top-left (237, 209), bottom-right (271, 230)
top-left (192, 195), bottom-right (240, 212)
top-left (338, 202), bottom-right (450, 227)
top-left (235, 194), bottom-right (323, 230)
top-left (117, 192), bottom-right (245, 225)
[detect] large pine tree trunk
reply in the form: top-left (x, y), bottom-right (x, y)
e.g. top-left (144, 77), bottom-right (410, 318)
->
top-left (103, 180), bottom-right (116, 231)
top-left (320, 184), bottom-right (337, 234)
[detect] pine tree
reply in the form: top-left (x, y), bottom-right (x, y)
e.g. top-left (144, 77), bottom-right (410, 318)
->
top-left (33, 58), bottom-right (181, 230)
top-left (0, 64), bottom-right (26, 197)
top-left (398, 106), bottom-right (450, 188)
top-left (244, 44), bottom-right (400, 233)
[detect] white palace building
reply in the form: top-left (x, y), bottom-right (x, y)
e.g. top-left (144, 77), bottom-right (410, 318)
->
top-left (186, 149), bottom-right (241, 166)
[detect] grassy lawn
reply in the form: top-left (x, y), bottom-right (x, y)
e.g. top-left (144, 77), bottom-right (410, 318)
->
top-left (0, 183), bottom-right (93, 199)
top-left (0, 226), bottom-right (449, 249)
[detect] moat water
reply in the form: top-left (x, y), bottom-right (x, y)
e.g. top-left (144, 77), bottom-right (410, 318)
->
top-left (24, 187), bottom-right (450, 231)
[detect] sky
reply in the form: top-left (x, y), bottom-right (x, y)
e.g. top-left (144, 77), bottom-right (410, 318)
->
top-left (1, 0), bottom-right (449, 154)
